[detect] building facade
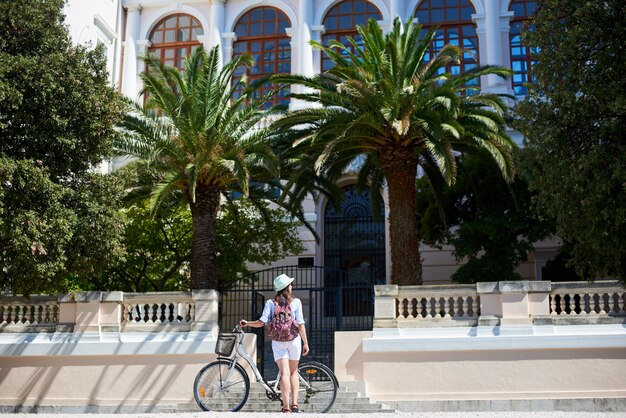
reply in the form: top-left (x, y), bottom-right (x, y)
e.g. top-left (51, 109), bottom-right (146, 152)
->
top-left (64, 0), bottom-right (557, 285)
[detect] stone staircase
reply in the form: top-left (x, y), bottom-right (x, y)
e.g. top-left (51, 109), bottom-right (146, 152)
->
top-left (164, 381), bottom-right (395, 414)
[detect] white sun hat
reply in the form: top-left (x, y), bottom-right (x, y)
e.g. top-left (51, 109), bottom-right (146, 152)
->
top-left (273, 273), bottom-right (295, 292)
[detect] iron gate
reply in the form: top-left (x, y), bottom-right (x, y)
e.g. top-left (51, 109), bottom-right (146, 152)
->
top-left (219, 265), bottom-right (374, 378)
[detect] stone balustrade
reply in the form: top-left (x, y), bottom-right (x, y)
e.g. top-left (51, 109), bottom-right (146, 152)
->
top-left (0, 295), bottom-right (59, 332)
top-left (375, 284), bottom-right (480, 327)
top-left (0, 290), bottom-right (219, 335)
top-left (374, 280), bottom-right (625, 328)
top-left (549, 281), bottom-right (626, 325)
top-left (122, 291), bottom-right (195, 332)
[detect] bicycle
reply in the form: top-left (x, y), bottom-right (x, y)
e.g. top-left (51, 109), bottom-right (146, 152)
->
top-left (193, 325), bottom-right (339, 413)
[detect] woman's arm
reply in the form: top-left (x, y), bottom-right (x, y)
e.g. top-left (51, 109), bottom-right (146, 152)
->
top-left (239, 319), bottom-right (265, 328)
top-left (240, 300), bottom-right (272, 328)
top-left (299, 323), bottom-right (310, 356)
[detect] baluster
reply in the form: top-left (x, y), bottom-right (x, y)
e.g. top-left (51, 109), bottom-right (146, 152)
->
top-left (411, 298), bottom-right (418, 319)
top-left (401, 298), bottom-right (409, 319)
top-left (424, 298), bottom-right (433, 319)
top-left (148, 304), bottom-right (155, 322)
top-left (617, 292), bottom-right (625, 314)
top-left (417, 298), bottom-right (424, 319)
top-left (158, 303), bottom-right (164, 322)
top-left (139, 304), bottom-right (147, 322)
top-left (44, 304), bottom-right (50, 323)
top-left (15, 305), bottom-right (23, 323)
top-left (550, 294), bottom-right (557, 315)
top-left (580, 293), bottom-right (588, 315)
top-left (567, 293), bottom-right (576, 315)
top-left (188, 302), bottom-right (194, 322)
top-left (433, 297), bottom-right (441, 318)
top-left (599, 293), bottom-right (607, 314)
top-left (441, 297), bottom-right (450, 318)
top-left (163, 303), bottom-right (169, 322)
top-left (462, 296), bottom-right (469, 318)
top-left (173, 303), bottom-right (178, 322)
top-left (591, 293), bottom-right (600, 314)
top-left (180, 300), bottom-right (189, 322)
top-left (607, 293), bottom-right (615, 314)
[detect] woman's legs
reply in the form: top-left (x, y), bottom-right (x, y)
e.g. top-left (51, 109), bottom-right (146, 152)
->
top-left (276, 358), bottom-right (291, 410)
top-left (289, 359), bottom-right (299, 407)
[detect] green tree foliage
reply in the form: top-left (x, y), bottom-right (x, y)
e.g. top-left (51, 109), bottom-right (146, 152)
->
top-left (0, 158), bottom-right (125, 295)
top-left (512, 0), bottom-right (626, 281)
top-left (272, 18), bottom-right (516, 285)
top-left (116, 46), bottom-right (288, 290)
top-left (416, 150), bottom-right (553, 283)
top-left (90, 190), bottom-right (303, 292)
top-left (0, 0), bottom-right (125, 295)
top-left (0, 0), bottom-right (123, 179)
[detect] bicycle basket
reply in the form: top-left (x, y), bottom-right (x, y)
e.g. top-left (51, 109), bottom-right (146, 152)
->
top-left (215, 333), bottom-right (237, 357)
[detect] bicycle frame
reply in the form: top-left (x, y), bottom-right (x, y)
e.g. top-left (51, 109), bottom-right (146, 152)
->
top-left (223, 330), bottom-right (311, 397)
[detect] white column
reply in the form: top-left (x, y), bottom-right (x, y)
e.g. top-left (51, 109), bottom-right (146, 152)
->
top-left (210, 0), bottom-right (225, 57)
top-left (121, 5), bottom-right (141, 99)
top-left (298, 0), bottom-right (314, 78)
top-left (135, 39), bottom-right (151, 92)
top-left (222, 32), bottom-right (236, 65)
top-left (484, 0), bottom-right (505, 90)
top-left (311, 26), bottom-right (325, 74)
top-left (389, 0), bottom-right (403, 21)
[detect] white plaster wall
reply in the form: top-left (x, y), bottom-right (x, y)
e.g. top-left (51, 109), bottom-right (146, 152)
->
top-left (0, 331), bottom-right (258, 407)
top-left (336, 326), bottom-right (626, 401)
top-left (64, 0), bottom-right (121, 85)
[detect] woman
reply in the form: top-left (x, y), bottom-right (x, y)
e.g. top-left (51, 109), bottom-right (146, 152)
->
top-left (240, 273), bottom-right (310, 413)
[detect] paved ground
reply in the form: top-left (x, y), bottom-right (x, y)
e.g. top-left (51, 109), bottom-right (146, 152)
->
top-left (1, 412), bottom-right (625, 418)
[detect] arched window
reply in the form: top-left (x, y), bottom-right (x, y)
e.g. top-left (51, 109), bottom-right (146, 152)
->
top-left (509, 0), bottom-right (537, 95)
top-left (414, 0), bottom-right (479, 89)
top-left (148, 14), bottom-right (203, 71)
top-left (233, 7), bottom-right (291, 107)
top-left (321, 0), bottom-right (382, 72)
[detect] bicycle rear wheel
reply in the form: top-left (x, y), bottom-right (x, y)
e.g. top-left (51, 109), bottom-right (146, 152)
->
top-left (193, 359), bottom-right (250, 411)
top-left (297, 361), bottom-right (339, 413)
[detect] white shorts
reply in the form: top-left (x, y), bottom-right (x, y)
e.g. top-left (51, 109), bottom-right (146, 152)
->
top-left (272, 335), bottom-right (302, 361)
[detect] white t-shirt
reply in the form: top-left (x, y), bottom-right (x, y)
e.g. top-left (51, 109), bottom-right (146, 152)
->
top-left (259, 298), bottom-right (305, 325)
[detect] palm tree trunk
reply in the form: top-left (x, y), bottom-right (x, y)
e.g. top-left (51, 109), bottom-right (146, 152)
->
top-left (382, 155), bottom-right (423, 286)
top-left (189, 184), bottom-right (220, 290)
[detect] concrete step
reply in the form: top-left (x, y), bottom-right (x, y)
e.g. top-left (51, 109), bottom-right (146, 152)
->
top-left (174, 380), bottom-right (395, 413)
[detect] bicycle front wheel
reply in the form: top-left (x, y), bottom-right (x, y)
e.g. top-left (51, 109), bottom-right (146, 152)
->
top-left (193, 359), bottom-right (250, 411)
top-left (297, 361), bottom-right (339, 413)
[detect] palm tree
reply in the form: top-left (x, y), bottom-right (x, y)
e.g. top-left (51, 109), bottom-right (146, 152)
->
top-left (115, 46), bottom-right (281, 290)
top-left (272, 18), bottom-right (516, 285)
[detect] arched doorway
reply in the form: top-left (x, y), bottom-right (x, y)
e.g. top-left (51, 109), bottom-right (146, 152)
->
top-left (324, 184), bottom-right (386, 288)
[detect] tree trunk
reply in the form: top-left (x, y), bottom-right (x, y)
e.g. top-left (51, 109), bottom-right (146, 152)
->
top-left (189, 184), bottom-right (220, 290)
top-left (382, 153), bottom-right (423, 286)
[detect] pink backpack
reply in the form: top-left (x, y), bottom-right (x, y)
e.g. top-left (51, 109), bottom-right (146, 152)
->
top-left (267, 300), bottom-right (299, 342)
